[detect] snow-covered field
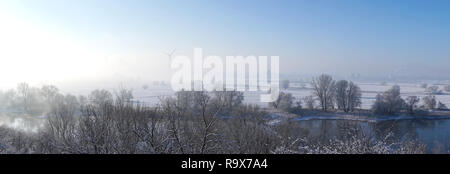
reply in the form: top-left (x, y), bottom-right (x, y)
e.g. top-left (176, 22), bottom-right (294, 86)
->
top-left (130, 82), bottom-right (450, 110)
top-left (355, 82), bottom-right (450, 109)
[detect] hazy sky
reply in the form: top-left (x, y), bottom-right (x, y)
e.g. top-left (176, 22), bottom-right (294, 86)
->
top-left (1, 0), bottom-right (450, 88)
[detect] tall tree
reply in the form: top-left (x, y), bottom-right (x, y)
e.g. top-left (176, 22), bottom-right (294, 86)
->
top-left (335, 80), bottom-right (362, 112)
top-left (405, 96), bottom-right (420, 114)
top-left (335, 80), bottom-right (349, 111)
top-left (372, 85), bottom-right (405, 115)
top-left (17, 82), bottom-right (31, 113)
top-left (311, 74), bottom-right (335, 111)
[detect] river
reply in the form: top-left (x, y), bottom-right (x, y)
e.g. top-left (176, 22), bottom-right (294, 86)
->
top-left (295, 118), bottom-right (450, 153)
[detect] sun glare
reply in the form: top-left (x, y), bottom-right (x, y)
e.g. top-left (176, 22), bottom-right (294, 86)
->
top-left (0, 10), bottom-right (104, 88)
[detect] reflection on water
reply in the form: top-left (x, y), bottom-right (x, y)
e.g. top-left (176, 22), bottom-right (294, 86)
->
top-left (0, 114), bottom-right (46, 133)
top-left (296, 119), bottom-right (450, 153)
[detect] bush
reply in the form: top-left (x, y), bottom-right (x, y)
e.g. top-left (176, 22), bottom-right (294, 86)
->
top-left (372, 85), bottom-right (405, 115)
top-left (405, 96), bottom-right (420, 114)
top-left (437, 102), bottom-right (448, 110)
top-left (423, 95), bottom-right (437, 110)
top-left (303, 95), bottom-right (316, 109)
top-left (270, 92), bottom-right (295, 112)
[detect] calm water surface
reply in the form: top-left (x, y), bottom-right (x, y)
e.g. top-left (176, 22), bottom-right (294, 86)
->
top-left (296, 118), bottom-right (450, 153)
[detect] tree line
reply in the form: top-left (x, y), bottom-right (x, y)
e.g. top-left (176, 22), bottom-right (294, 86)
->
top-left (274, 74), bottom-right (448, 115)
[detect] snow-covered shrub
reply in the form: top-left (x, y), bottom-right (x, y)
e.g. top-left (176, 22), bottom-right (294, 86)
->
top-left (423, 95), bottom-right (437, 110)
top-left (303, 95), bottom-right (316, 109)
top-left (311, 74), bottom-right (336, 111)
top-left (437, 102), bottom-right (448, 110)
top-left (426, 86), bottom-right (443, 95)
top-left (405, 96), bottom-right (420, 114)
top-left (270, 92), bottom-right (295, 112)
top-left (372, 85), bottom-right (405, 115)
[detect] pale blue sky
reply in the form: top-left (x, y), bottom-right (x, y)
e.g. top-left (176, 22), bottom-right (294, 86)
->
top-left (1, 0), bottom-right (450, 85)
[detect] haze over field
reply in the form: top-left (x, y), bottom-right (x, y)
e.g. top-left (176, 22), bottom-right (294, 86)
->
top-left (1, 0), bottom-right (450, 155)
top-left (1, 0), bottom-right (450, 91)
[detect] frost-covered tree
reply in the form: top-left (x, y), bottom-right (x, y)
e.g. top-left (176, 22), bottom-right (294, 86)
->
top-left (212, 90), bottom-right (244, 113)
top-left (114, 88), bottom-right (133, 104)
top-left (437, 101), bottom-right (447, 110)
top-left (16, 83), bottom-right (31, 113)
top-left (335, 80), bottom-right (362, 113)
top-left (270, 92), bottom-right (294, 112)
top-left (88, 89), bottom-right (113, 107)
top-left (423, 95), bottom-right (437, 110)
top-left (291, 99), bottom-right (303, 113)
top-left (372, 85), bottom-right (405, 115)
top-left (405, 96), bottom-right (420, 114)
top-left (346, 82), bottom-right (362, 112)
top-left (303, 95), bottom-right (316, 110)
top-left (78, 95), bottom-right (87, 108)
top-left (15, 83), bottom-right (46, 114)
top-left (41, 85), bottom-right (60, 111)
top-left (311, 74), bottom-right (335, 111)
top-left (335, 80), bottom-right (349, 110)
top-left (41, 85), bottom-right (59, 103)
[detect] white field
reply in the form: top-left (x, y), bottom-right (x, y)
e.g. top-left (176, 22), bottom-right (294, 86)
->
top-left (131, 82), bottom-right (450, 110)
top-left (356, 82), bottom-right (450, 109)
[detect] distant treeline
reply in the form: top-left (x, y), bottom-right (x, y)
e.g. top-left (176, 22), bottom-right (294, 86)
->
top-left (277, 74), bottom-right (448, 115)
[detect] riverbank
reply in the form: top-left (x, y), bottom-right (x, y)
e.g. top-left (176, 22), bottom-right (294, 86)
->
top-left (267, 108), bottom-right (450, 124)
